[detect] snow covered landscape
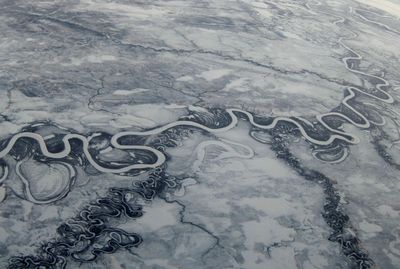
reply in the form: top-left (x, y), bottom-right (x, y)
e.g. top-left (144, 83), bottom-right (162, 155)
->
top-left (1, 0), bottom-right (400, 268)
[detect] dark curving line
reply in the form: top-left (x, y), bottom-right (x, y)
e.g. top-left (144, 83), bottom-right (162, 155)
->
top-left (265, 125), bottom-right (374, 268)
top-left (8, 186), bottom-right (145, 268)
top-left (6, 162), bottom-right (188, 269)
top-left (6, 127), bottom-right (194, 269)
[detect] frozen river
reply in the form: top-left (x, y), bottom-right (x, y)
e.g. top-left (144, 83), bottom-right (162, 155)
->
top-left (1, 0), bottom-right (400, 268)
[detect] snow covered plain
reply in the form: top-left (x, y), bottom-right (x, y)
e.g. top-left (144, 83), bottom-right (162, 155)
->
top-left (1, 0), bottom-right (400, 268)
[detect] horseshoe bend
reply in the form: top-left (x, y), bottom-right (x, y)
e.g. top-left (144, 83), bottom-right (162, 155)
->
top-left (1, 0), bottom-right (400, 268)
